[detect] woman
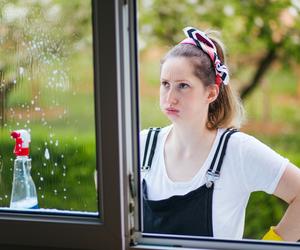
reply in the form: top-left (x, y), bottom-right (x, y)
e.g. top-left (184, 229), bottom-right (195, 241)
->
top-left (140, 27), bottom-right (300, 241)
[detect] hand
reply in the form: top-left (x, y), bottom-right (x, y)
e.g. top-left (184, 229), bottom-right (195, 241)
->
top-left (262, 226), bottom-right (283, 241)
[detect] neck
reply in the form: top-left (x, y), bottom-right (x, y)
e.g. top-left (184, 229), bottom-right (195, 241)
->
top-left (169, 122), bottom-right (217, 157)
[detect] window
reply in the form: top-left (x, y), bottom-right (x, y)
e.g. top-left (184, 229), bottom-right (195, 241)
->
top-left (0, 0), bottom-right (97, 215)
top-left (0, 1), bottom-right (127, 249)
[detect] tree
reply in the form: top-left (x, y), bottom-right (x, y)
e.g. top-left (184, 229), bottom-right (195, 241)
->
top-left (138, 0), bottom-right (300, 100)
top-left (0, 0), bottom-right (92, 127)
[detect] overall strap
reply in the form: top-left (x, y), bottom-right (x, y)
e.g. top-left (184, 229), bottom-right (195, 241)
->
top-left (206, 128), bottom-right (238, 188)
top-left (142, 127), bottom-right (161, 171)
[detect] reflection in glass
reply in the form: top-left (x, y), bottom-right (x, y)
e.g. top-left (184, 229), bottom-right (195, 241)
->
top-left (0, 0), bottom-right (98, 214)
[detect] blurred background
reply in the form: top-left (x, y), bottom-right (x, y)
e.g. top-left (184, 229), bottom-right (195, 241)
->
top-left (138, 0), bottom-right (300, 240)
top-left (0, 0), bottom-right (97, 213)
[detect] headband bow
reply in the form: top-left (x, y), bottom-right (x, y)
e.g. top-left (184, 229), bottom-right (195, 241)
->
top-left (180, 27), bottom-right (229, 86)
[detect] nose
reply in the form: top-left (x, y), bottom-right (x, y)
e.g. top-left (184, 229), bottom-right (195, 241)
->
top-left (166, 87), bottom-right (178, 105)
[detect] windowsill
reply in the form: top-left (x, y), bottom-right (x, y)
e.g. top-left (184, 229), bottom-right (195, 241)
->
top-left (0, 207), bottom-right (99, 217)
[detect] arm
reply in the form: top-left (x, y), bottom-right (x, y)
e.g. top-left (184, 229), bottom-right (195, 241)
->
top-left (272, 163), bottom-right (300, 241)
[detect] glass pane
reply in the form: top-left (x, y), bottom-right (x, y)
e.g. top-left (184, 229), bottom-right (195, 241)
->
top-left (0, 0), bottom-right (98, 215)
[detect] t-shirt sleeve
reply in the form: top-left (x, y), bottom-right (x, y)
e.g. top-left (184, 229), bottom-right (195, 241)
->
top-left (239, 134), bottom-right (289, 194)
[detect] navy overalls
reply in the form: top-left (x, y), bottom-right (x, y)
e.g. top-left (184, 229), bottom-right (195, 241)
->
top-left (142, 127), bottom-right (237, 236)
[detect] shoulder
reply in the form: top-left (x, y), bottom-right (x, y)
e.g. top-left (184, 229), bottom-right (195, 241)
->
top-left (224, 129), bottom-right (263, 148)
top-left (139, 125), bottom-right (172, 151)
top-left (140, 125), bottom-right (172, 142)
top-left (220, 128), bottom-right (276, 160)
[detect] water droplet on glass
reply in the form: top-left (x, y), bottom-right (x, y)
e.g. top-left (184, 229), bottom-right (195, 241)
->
top-left (44, 148), bottom-right (50, 160)
top-left (19, 67), bottom-right (24, 75)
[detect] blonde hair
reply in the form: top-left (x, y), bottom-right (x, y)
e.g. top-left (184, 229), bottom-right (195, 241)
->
top-left (161, 30), bottom-right (245, 129)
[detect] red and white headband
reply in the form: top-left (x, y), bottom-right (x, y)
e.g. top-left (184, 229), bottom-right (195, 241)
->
top-left (180, 27), bottom-right (229, 86)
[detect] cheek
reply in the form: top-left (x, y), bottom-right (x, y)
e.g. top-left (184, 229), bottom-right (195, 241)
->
top-left (159, 87), bottom-right (166, 102)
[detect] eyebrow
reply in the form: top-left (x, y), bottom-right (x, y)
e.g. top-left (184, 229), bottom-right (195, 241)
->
top-left (160, 78), bottom-right (189, 82)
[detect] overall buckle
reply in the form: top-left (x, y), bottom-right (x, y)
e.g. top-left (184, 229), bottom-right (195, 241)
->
top-left (141, 165), bottom-right (150, 172)
top-left (205, 170), bottom-right (220, 188)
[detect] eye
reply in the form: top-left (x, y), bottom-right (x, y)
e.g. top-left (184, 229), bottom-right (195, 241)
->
top-left (161, 81), bottom-right (170, 88)
top-left (178, 83), bottom-right (189, 89)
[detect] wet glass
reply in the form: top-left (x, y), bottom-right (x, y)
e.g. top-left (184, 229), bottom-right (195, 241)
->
top-left (0, 0), bottom-right (98, 215)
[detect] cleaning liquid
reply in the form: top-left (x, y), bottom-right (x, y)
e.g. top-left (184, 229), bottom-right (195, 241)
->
top-left (10, 129), bottom-right (38, 209)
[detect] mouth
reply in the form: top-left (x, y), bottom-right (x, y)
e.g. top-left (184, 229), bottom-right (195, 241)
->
top-left (165, 107), bottom-right (179, 115)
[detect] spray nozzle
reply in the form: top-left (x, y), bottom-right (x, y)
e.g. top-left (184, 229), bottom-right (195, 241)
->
top-left (10, 129), bottom-right (31, 156)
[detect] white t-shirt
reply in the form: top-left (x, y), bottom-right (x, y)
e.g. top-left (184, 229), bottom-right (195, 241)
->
top-left (140, 125), bottom-right (289, 240)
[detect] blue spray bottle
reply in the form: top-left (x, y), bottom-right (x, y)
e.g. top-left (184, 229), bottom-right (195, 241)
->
top-left (10, 129), bottom-right (38, 209)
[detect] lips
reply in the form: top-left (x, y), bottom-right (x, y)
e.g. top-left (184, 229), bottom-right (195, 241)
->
top-left (165, 107), bottom-right (179, 115)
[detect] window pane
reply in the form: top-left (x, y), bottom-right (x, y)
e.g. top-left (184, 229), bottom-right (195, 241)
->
top-left (0, 0), bottom-right (98, 215)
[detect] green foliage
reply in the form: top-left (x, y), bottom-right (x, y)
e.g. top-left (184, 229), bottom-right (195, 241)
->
top-left (245, 192), bottom-right (287, 239)
top-left (138, 0), bottom-right (300, 96)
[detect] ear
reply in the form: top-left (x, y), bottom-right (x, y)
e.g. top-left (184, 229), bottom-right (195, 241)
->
top-left (206, 84), bottom-right (219, 104)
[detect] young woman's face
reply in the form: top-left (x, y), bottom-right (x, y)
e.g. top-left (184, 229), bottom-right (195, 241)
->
top-left (160, 57), bottom-right (215, 125)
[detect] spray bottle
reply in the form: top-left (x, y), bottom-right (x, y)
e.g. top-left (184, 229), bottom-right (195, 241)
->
top-left (10, 129), bottom-right (38, 209)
